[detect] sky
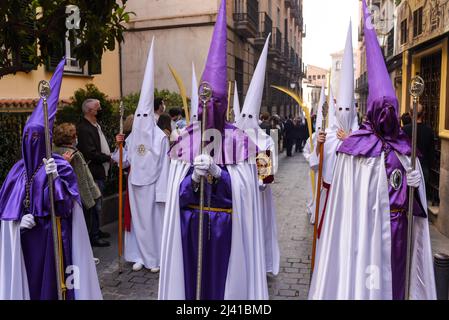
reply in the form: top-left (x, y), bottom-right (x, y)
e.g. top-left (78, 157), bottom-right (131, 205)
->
top-left (303, 0), bottom-right (360, 69)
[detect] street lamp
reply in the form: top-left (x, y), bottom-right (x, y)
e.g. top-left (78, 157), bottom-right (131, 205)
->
top-left (290, 83), bottom-right (298, 117)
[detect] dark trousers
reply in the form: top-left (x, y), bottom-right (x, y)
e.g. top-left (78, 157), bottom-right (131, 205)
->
top-left (87, 179), bottom-right (105, 241)
top-left (295, 138), bottom-right (304, 152)
top-left (286, 139), bottom-right (294, 157)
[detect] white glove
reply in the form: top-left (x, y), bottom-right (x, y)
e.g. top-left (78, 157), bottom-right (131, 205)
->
top-left (406, 169), bottom-right (421, 188)
top-left (192, 155), bottom-right (209, 183)
top-left (192, 155), bottom-right (222, 182)
top-left (43, 158), bottom-right (58, 178)
top-left (258, 179), bottom-right (267, 191)
top-left (20, 214), bottom-right (36, 230)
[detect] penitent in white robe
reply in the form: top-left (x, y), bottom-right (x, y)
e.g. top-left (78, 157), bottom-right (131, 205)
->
top-left (308, 151), bottom-right (436, 300)
top-left (0, 201), bottom-right (102, 300)
top-left (303, 128), bottom-right (342, 268)
top-left (158, 160), bottom-right (268, 300)
top-left (113, 135), bottom-right (170, 269)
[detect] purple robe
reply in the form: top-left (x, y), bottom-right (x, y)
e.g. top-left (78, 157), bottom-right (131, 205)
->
top-left (179, 166), bottom-right (232, 300)
top-left (383, 145), bottom-right (426, 300)
top-left (0, 154), bottom-right (80, 300)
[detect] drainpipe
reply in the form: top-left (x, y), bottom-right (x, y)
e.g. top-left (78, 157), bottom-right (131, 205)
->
top-left (434, 253), bottom-right (449, 300)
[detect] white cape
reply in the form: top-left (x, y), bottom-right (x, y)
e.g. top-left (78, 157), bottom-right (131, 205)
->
top-left (308, 151), bottom-right (436, 300)
top-left (0, 201), bottom-right (102, 300)
top-left (158, 160), bottom-right (268, 300)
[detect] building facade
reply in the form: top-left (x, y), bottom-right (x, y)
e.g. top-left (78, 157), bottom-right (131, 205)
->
top-left (120, 0), bottom-right (306, 117)
top-left (356, 0), bottom-right (449, 237)
top-left (302, 64), bottom-right (329, 116)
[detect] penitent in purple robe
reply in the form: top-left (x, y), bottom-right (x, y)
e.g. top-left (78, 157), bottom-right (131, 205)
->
top-left (0, 154), bottom-right (80, 300)
top-left (179, 166), bottom-right (232, 300)
top-left (383, 145), bottom-right (427, 300)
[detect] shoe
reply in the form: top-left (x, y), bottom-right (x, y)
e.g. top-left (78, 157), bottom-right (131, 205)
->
top-left (93, 257), bottom-right (100, 265)
top-left (133, 263), bottom-right (144, 272)
top-left (91, 239), bottom-right (110, 247)
top-left (98, 230), bottom-right (111, 239)
top-left (150, 267), bottom-right (160, 273)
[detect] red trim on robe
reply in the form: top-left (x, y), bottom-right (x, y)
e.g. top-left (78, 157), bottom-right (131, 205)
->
top-left (317, 182), bottom-right (331, 239)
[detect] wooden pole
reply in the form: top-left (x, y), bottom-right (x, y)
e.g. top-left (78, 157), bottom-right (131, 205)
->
top-left (118, 101), bottom-right (124, 273)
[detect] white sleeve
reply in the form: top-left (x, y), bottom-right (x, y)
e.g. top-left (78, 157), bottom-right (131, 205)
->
top-left (303, 135), bottom-right (319, 171)
top-left (111, 144), bottom-right (130, 168)
top-left (155, 137), bottom-right (171, 203)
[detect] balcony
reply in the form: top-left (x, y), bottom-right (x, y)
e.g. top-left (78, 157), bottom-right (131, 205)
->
top-left (233, 0), bottom-right (259, 38)
top-left (270, 27), bottom-right (283, 58)
top-left (255, 12), bottom-right (272, 49)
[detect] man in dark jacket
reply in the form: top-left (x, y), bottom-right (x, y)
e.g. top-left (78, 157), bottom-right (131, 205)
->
top-left (284, 115), bottom-right (295, 157)
top-left (77, 98), bottom-right (111, 247)
top-left (403, 103), bottom-right (435, 197)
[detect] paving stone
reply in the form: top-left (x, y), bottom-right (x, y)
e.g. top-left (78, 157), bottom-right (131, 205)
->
top-left (129, 276), bottom-right (147, 284)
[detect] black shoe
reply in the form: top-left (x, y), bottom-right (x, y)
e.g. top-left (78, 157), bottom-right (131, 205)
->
top-left (98, 230), bottom-right (111, 239)
top-left (91, 239), bottom-right (111, 247)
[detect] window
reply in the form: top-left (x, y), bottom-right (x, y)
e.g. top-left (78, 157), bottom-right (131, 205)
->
top-left (413, 7), bottom-right (423, 37)
top-left (235, 58), bottom-right (244, 103)
top-left (313, 75), bottom-right (316, 80)
top-left (268, 0), bottom-right (272, 17)
top-left (64, 30), bottom-right (83, 73)
top-left (335, 61), bottom-right (341, 71)
top-left (308, 76), bottom-right (312, 81)
top-left (400, 19), bottom-right (408, 45)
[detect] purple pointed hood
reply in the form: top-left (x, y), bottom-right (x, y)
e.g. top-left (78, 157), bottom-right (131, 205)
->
top-left (337, 1), bottom-right (411, 157)
top-left (198, 0), bottom-right (228, 133)
top-left (22, 58), bottom-right (65, 176)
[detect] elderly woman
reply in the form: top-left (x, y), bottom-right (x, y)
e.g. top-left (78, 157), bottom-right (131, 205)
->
top-left (53, 123), bottom-right (101, 239)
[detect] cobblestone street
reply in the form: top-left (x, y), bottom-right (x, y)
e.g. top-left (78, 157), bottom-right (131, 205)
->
top-left (94, 152), bottom-right (313, 300)
top-left (94, 151), bottom-right (449, 300)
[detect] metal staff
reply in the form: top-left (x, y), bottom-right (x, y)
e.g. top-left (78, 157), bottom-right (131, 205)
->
top-left (310, 101), bottom-right (329, 276)
top-left (39, 80), bottom-right (65, 300)
top-left (118, 101), bottom-right (124, 274)
top-left (405, 75), bottom-right (425, 299)
top-left (196, 82), bottom-right (212, 300)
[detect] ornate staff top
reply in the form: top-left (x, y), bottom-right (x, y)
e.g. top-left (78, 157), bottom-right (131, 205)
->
top-left (38, 80), bottom-right (51, 100)
top-left (410, 76), bottom-right (425, 98)
top-left (199, 82), bottom-right (213, 104)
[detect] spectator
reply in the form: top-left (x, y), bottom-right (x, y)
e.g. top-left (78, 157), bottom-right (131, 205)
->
top-left (53, 123), bottom-right (102, 258)
top-left (403, 103), bottom-right (435, 192)
top-left (157, 113), bottom-right (173, 142)
top-left (401, 112), bottom-right (412, 127)
top-left (154, 98), bottom-right (166, 123)
top-left (77, 98), bottom-right (111, 247)
top-left (260, 112), bottom-right (272, 135)
top-left (54, 123), bottom-right (101, 213)
top-left (284, 114), bottom-right (296, 157)
top-left (177, 109), bottom-right (187, 129)
top-left (168, 107), bottom-right (182, 132)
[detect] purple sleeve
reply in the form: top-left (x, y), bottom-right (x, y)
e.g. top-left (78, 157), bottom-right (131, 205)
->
top-left (179, 167), bottom-right (232, 208)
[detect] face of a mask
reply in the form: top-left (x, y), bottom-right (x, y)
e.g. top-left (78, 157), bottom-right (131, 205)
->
top-left (378, 104), bottom-right (399, 137)
top-left (336, 104), bottom-right (353, 132)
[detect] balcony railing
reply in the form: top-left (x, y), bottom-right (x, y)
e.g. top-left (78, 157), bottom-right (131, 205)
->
top-left (234, 0), bottom-right (259, 38)
top-left (255, 12), bottom-right (272, 48)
